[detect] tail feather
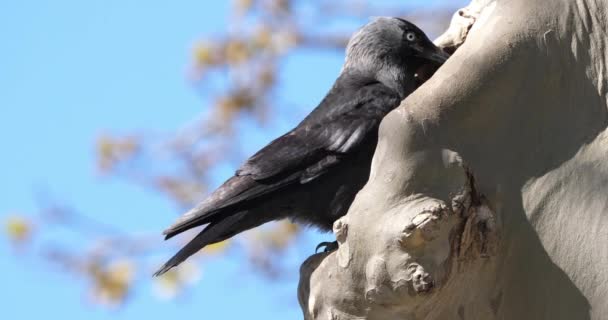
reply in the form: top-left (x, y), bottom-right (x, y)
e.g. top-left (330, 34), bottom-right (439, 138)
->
top-left (162, 174), bottom-right (301, 241)
top-left (154, 211), bottom-right (247, 277)
top-left (161, 176), bottom-right (260, 240)
top-left (162, 206), bottom-right (219, 240)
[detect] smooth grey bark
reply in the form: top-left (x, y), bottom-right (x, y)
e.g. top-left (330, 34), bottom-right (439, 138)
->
top-left (298, 0), bottom-right (608, 319)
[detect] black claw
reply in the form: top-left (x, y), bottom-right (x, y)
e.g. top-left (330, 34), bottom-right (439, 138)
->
top-left (315, 241), bottom-right (339, 253)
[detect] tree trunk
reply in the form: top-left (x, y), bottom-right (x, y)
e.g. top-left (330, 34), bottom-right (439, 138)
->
top-left (298, 0), bottom-right (608, 319)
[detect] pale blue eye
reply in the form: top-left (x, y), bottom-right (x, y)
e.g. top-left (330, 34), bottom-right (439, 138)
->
top-left (406, 32), bottom-right (416, 41)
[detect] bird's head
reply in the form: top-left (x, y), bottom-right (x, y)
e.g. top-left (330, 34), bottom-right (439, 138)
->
top-left (343, 17), bottom-right (449, 96)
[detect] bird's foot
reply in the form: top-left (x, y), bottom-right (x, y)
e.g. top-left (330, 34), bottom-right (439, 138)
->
top-left (315, 241), bottom-right (339, 253)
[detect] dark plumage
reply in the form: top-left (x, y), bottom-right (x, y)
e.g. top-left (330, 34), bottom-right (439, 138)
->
top-left (154, 17), bottom-right (448, 276)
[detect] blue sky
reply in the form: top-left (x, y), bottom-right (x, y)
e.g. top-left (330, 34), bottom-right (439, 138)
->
top-left (0, 0), bottom-right (459, 319)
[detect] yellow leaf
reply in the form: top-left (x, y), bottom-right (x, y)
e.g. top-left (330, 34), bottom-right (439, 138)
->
top-left (193, 42), bottom-right (217, 67)
top-left (90, 259), bottom-right (134, 307)
top-left (5, 215), bottom-right (31, 244)
top-left (153, 261), bottom-right (201, 300)
top-left (260, 221), bottom-right (299, 250)
top-left (203, 239), bottom-right (230, 254)
top-left (225, 40), bottom-right (249, 64)
top-left (253, 26), bottom-right (273, 49)
top-left (95, 134), bottom-right (139, 173)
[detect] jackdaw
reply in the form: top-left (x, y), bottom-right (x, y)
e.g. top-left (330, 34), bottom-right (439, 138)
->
top-left (154, 17), bottom-right (448, 276)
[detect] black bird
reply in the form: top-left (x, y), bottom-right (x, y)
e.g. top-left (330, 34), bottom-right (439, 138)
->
top-left (154, 17), bottom-right (449, 276)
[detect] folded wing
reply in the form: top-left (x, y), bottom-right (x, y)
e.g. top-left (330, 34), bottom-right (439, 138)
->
top-left (162, 81), bottom-right (400, 239)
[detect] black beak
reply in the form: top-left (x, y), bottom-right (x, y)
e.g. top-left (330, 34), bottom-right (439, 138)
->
top-left (414, 45), bottom-right (450, 64)
top-left (425, 49), bottom-right (450, 64)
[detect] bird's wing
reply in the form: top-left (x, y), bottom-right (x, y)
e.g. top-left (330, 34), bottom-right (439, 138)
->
top-left (237, 82), bottom-right (401, 181)
top-left (161, 82), bottom-right (400, 239)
